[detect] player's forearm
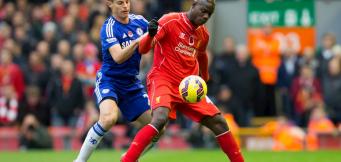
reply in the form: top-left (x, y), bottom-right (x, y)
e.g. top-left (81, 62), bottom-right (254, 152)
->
top-left (197, 52), bottom-right (209, 81)
top-left (111, 41), bottom-right (139, 64)
top-left (139, 34), bottom-right (154, 54)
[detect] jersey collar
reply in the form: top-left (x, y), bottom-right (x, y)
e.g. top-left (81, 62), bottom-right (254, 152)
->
top-left (181, 13), bottom-right (199, 30)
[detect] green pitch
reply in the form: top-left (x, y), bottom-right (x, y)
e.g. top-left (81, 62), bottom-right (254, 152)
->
top-left (0, 149), bottom-right (340, 162)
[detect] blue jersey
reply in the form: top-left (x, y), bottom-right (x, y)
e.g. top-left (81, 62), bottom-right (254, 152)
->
top-left (99, 14), bottom-right (148, 85)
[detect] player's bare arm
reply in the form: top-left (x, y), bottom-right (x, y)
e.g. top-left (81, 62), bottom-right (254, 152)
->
top-left (108, 40), bottom-right (139, 64)
top-left (197, 51), bottom-right (209, 81)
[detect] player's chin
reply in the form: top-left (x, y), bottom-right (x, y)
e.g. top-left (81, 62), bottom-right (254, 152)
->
top-left (120, 11), bottom-right (129, 17)
top-left (196, 19), bottom-right (207, 26)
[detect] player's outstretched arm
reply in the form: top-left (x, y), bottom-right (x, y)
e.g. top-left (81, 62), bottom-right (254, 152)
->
top-left (197, 51), bottom-right (210, 82)
top-left (139, 18), bottom-right (158, 54)
top-left (108, 40), bottom-right (140, 64)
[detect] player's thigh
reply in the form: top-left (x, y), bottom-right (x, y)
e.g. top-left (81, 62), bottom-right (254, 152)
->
top-left (132, 109), bottom-right (152, 128)
top-left (120, 90), bottom-right (150, 122)
top-left (95, 82), bottom-right (119, 128)
top-left (177, 96), bottom-right (221, 123)
top-left (147, 79), bottom-right (179, 120)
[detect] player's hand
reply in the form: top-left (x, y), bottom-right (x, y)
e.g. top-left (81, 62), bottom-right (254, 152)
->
top-left (148, 18), bottom-right (158, 37)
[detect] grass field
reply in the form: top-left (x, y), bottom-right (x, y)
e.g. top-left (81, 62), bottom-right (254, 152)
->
top-left (0, 149), bottom-right (340, 162)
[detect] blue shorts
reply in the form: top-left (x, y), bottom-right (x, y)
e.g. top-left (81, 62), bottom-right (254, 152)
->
top-left (94, 72), bottom-right (150, 122)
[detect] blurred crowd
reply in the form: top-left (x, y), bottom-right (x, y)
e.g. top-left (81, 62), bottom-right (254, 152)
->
top-left (0, 0), bottom-right (341, 150)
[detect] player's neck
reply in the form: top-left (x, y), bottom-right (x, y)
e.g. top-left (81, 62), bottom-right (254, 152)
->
top-left (112, 14), bottom-right (129, 24)
top-left (185, 12), bottom-right (198, 28)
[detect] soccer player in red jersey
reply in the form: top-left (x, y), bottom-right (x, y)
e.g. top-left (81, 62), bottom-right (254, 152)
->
top-left (121, 0), bottom-right (244, 162)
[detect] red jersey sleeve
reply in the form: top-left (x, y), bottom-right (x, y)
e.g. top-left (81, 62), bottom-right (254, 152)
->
top-left (154, 13), bottom-right (180, 42)
top-left (139, 13), bottom-right (180, 54)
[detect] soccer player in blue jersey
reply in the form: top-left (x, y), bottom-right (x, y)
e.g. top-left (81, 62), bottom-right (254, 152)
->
top-left (74, 0), bottom-right (158, 162)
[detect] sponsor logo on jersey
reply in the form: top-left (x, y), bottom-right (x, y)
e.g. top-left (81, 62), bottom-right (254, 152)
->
top-left (121, 40), bottom-right (132, 48)
top-left (174, 42), bottom-right (196, 57)
top-left (106, 37), bottom-right (117, 43)
top-left (136, 28), bottom-right (143, 36)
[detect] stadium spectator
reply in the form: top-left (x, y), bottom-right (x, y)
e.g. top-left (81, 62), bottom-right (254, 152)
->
top-left (18, 86), bottom-right (50, 126)
top-left (227, 45), bottom-right (261, 126)
top-left (291, 65), bottom-right (323, 127)
top-left (316, 33), bottom-right (337, 80)
top-left (322, 57), bottom-right (341, 124)
top-left (214, 36), bottom-right (237, 84)
top-left (19, 114), bottom-right (52, 149)
top-left (23, 51), bottom-right (50, 94)
top-left (36, 41), bottom-right (51, 65)
top-left (57, 39), bottom-right (72, 59)
top-left (298, 47), bottom-right (319, 71)
top-left (0, 83), bottom-right (18, 126)
top-left (46, 59), bottom-right (84, 127)
top-left (75, 43), bottom-right (101, 98)
top-left (0, 49), bottom-right (25, 99)
top-left (261, 116), bottom-right (305, 151)
top-left (249, 24), bottom-right (281, 116)
top-left (277, 47), bottom-right (300, 120)
top-left (72, 43), bottom-right (85, 64)
top-left (42, 21), bottom-right (58, 54)
top-left (212, 36), bottom-right (237, 98)
top-left (306, 104), bottom-right (336, 150)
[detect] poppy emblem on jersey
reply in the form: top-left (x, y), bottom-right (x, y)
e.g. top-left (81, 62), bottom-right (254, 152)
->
top-left (189, 36), bottom-right (194, 46)
top-left (136, 28), bottom-right (143, 36)
top-left (128, 31), bottom-right (134, 37)
top-left (102, 89), bottom-right (110, 94)
top-left (179, 32), bottom-right (185, 39)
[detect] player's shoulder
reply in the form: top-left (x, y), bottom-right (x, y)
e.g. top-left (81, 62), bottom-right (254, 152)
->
top-left (129, 14), bottom-right (148, 23)
top-left (103, 16), bottom-right (116, 26)
top-left (159, 12), bottom-right (181, 24)
top-left (198, 25), bottom-right (210, 38)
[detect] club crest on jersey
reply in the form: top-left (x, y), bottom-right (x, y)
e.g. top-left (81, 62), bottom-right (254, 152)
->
top-left (136, 28), bottom-right (143, 36)
top-left (128, 31), bottom-right (134, 37)
top-left (179, 32), bottom-right (185, 39)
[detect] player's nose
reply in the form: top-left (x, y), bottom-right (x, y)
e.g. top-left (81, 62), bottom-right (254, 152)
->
top-left (202, 13), bottom-right (209, 20)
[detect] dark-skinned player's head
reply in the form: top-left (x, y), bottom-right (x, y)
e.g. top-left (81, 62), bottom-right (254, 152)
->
top-left (106, 0), bottom-right (131, 21)
top-left (188, 0), bottom-right (215, 26)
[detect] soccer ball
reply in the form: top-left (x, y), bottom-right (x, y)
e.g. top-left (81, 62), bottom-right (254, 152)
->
top-left (179, 75), bottom-right (207, 103)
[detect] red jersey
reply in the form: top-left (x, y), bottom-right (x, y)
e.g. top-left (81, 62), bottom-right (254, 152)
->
top-left (147, 12), bottom-right (209, 85)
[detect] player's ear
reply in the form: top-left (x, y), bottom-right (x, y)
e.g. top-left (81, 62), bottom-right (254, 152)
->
top-left (192, 0), bottom-right (199, 6)
top-left (106, 0), bottom-right (114, 7)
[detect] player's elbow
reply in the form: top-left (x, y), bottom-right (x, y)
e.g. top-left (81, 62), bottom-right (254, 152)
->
top-left (112, 55), bottom-right (125, 64)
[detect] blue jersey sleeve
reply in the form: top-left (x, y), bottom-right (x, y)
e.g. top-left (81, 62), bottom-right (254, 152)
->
top-left (101, 20), bottom-right (119, 50)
